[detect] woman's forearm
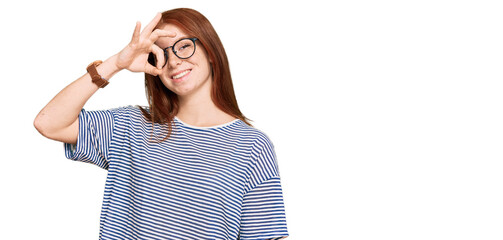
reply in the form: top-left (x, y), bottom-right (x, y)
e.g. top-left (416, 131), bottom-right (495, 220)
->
top-left (34, 54), bottom-right (121, 144)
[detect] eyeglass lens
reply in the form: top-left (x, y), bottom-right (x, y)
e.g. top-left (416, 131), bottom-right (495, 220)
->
top-left (172, 39), bottom-right (195, 59)
top-left (157, 38), bottom-right (197, 68)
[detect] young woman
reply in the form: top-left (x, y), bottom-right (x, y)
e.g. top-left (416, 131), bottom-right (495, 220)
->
top-left (34, 8), bottom-right (288, 239)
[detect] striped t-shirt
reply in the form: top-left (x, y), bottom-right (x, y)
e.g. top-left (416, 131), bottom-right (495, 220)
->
top-left (64, 105), bottom-right (288, 240)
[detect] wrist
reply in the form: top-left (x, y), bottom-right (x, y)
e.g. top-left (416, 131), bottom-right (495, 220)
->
top-left (87, 61), bottom-right (109, 88)
top-left (98, 55), bottom-right (122, 80)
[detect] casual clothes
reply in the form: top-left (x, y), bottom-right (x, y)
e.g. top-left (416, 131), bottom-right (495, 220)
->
top-left (64, 105), bottom-right (288, 239)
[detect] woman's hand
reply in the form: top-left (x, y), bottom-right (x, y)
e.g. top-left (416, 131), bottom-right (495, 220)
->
top-left (115, 13), bottom-right (176, 76)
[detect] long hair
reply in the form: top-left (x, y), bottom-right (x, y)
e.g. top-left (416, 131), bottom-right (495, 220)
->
top-left (139, 8), bottom-right (252, 142)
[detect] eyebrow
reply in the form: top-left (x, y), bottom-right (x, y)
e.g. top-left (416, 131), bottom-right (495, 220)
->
top-left (158, 36), bottom-right (190, 48)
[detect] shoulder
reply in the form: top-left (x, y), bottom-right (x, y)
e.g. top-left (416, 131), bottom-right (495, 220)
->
top-left (107, 105), bottom-right (145, 113)
top-left (254, 129), bottom-right (275, 150)
top-left (242, 125), bottom-right (281, 190)
top-left (106, 105), bottom-right (148, 119)
top-left (80, 106), bottom-right (148, 129)
top-left (236, 123), bottom-right (276, 153)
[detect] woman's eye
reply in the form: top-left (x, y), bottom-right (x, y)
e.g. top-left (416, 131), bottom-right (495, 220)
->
top-left (179, 44), bottom-right (191, 51)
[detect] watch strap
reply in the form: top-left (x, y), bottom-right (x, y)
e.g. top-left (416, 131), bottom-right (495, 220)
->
top-left (86, 60), bottom-right (109, 88)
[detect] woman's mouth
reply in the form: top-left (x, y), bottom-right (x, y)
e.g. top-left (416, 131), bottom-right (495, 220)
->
top-left (171, 69), bottom-right (191, 83)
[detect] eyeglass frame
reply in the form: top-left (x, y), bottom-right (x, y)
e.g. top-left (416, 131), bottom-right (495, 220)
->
top-left (160, 37), bottom-right (199, 68)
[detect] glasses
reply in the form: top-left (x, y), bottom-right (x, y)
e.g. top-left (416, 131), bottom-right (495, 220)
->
top-left (160, 37), bottom-right (198, 68)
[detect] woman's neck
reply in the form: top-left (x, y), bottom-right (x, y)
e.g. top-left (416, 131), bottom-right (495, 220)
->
top-left (176, 89), bottom-right (236, 127)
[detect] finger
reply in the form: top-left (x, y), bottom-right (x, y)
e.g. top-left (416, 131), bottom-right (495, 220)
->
top-left (149, 29), bottom-right (177, 43)
top-left (151, 44), bottom-right (165, 70)
top-left (144, 62), bottom-right (162, 76)
top-left (131, 21), bottom-right (141, 43)
top-left (141, 12), bottom-right (162, 37)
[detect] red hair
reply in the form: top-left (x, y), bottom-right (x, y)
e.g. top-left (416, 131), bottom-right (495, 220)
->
top-left (140, 8), bottom-right (252, 142)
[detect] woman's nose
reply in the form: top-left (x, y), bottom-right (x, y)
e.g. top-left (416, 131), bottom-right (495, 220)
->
top-left (165, 48), bottom-right (181, 68)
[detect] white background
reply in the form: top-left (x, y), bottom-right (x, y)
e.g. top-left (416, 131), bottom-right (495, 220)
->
top-left (1, 0), bottom-right (502, 239)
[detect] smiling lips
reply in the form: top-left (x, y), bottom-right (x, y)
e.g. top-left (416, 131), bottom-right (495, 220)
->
top-left (172, 69), bottom-right (191, 80)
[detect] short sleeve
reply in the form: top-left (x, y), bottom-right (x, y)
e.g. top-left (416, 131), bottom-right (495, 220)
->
top-left (64, 108), bottom-right (115, 170)
top-left (239, 177), bottom-right (289, 240)
top-left (239, 135), bottom-right (289, 239)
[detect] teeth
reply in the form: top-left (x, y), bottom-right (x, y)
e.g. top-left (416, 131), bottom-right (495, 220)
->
top-left (173, 70), bottom-right (190, 79)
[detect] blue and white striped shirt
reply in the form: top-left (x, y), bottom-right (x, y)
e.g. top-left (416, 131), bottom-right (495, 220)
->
top-left (64, 106), bottom-right (288, 239)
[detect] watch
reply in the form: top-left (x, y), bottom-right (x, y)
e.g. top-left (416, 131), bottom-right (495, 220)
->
top-left (86, 60), bottom-right (109, 88)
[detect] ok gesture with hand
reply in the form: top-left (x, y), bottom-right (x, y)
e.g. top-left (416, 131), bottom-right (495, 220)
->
top-left (115, 13), bottom-right (176, 76)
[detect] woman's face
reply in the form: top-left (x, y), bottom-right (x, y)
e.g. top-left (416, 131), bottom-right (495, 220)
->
top-left (155, 23), bottom-right (213, 98)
